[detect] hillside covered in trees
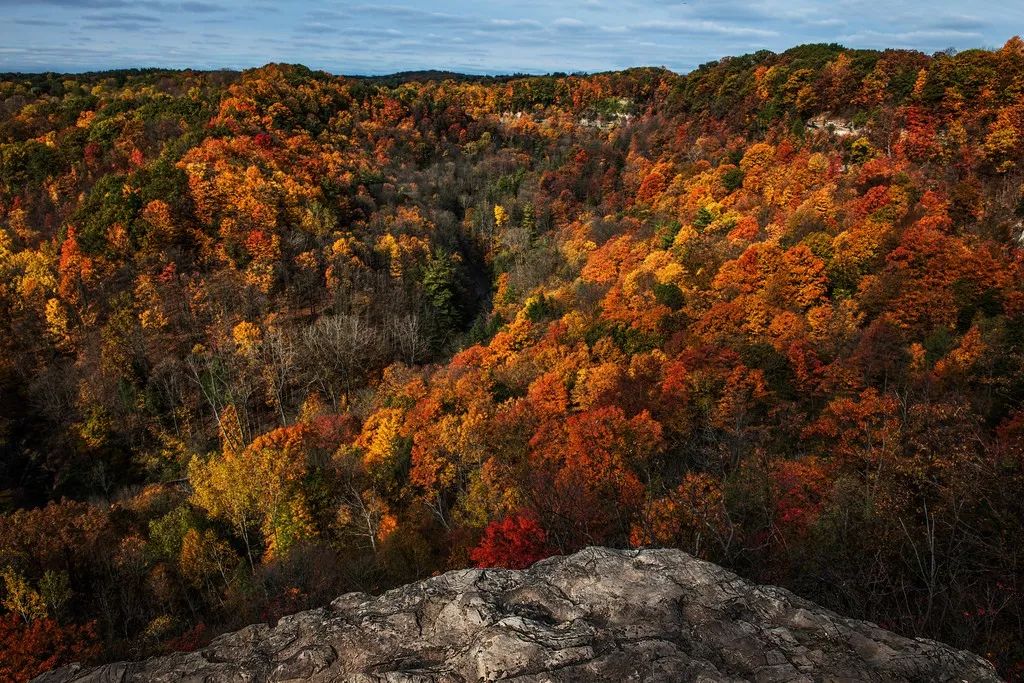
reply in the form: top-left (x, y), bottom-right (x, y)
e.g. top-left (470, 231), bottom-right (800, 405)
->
top-left (3, 40), bottom-right (1024, 680)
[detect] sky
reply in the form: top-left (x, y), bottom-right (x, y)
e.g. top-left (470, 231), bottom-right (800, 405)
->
top-left (1, 0), bottom-right (1022, 75)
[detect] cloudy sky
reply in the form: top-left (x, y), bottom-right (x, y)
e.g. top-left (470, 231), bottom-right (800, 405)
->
top-left (1, 0), bottom-right (1021, 75)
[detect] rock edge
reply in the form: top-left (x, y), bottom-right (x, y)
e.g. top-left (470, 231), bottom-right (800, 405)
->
top-left (35, 547), bottom-right (1000, 682)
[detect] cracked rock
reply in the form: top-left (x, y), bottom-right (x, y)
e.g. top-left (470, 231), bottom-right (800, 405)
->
top-left (34, 547), bottom-right (1000, 682)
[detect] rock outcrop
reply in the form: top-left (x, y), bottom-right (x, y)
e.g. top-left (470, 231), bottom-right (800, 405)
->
top-left (806, 114), bottom-right (861, 137)
top-left (36, 547), bottom-right (999, 682)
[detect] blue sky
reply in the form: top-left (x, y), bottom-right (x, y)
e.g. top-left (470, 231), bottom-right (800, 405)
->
top-left (1, 0), bottom-right (1021, 75)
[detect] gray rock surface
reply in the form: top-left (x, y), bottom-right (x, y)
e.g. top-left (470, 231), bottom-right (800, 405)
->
top-left (35, 547), bottom-right (1000, 682)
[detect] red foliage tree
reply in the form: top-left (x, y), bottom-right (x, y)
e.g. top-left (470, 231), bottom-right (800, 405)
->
top-left (469, 512), bottom-right (552, 570)
top-left (0, 615), bottom-right (100, 682)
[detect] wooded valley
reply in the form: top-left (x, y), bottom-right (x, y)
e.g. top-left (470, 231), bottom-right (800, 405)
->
top-left (2, 40), bottom-right (1024, 679)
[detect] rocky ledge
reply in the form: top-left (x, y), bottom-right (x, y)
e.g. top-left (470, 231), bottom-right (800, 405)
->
top-left (36, 547), bottom-right (999, 682)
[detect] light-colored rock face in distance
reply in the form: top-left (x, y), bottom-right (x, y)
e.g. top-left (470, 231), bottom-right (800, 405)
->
top-left (805, 114), bottom-right (861, 137)
top-left (36, 547), bottom-right (1000, 682)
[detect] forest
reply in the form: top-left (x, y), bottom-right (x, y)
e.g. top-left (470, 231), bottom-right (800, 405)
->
top-left (2, 40), bottom-right (1024, 680)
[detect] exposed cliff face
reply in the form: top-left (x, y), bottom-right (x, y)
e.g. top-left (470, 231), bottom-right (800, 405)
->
top-left (37, 547), bottom-right (998, 682)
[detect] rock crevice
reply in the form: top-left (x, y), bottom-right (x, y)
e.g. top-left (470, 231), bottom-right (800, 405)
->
top-left (36, 547), bottom-right (1000, 682)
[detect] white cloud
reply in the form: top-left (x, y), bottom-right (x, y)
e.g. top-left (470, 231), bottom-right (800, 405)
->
top-left (0, 0), bottom-right (1020, 74)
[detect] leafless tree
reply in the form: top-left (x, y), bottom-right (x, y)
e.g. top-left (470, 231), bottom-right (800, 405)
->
top-left (387, 312), bottom-right (426, 366)
top-left (299, 314), bottom-right (383, 410)
top-left (260, 327), bottom-right (298, 426)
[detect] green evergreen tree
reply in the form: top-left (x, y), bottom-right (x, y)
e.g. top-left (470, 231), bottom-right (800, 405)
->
top-left (421, 248), bottom-right (462, 349)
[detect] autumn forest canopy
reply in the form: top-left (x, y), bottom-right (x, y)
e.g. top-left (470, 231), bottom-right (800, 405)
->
top-left (4, 40), bottom-right (1024, 679)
